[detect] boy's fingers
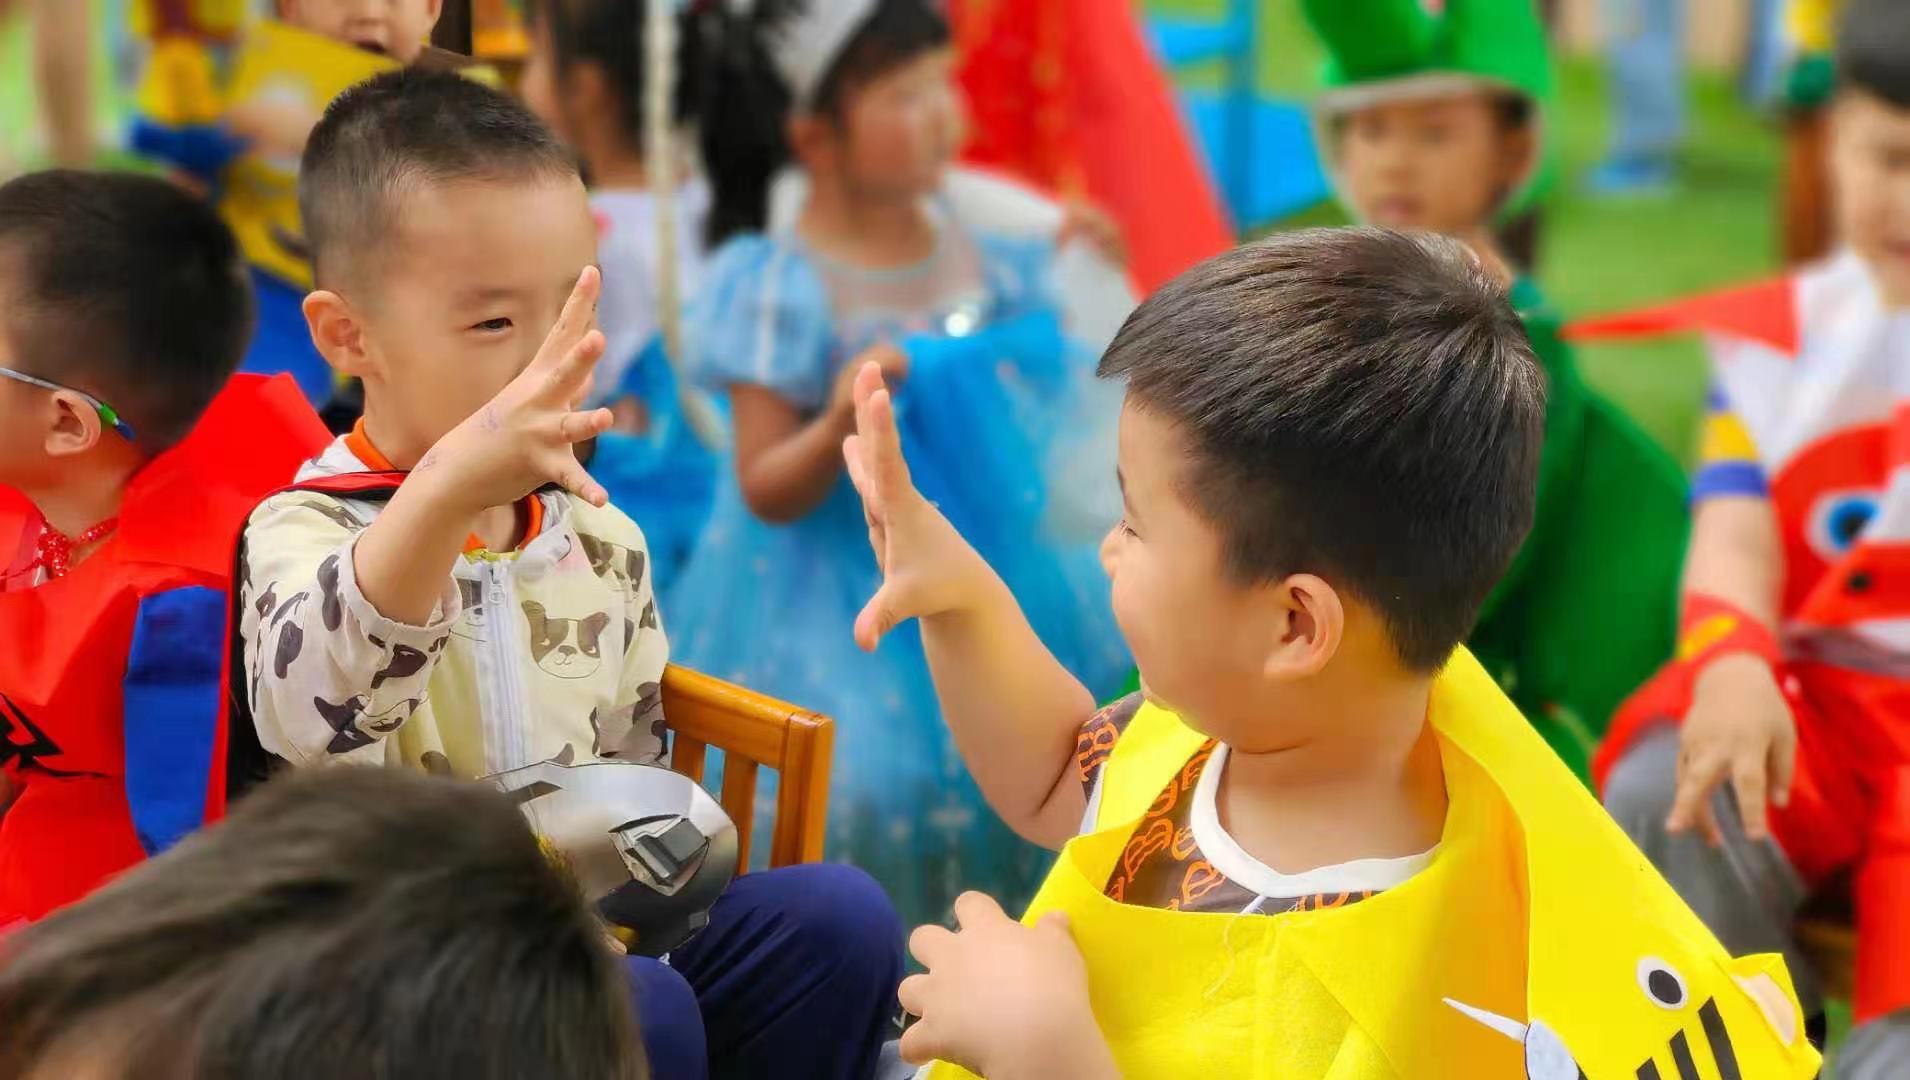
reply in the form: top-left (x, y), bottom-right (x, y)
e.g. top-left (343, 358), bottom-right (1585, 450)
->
top-left (952, 891), bottom-right (1008, 931)
top-left (1770, 733), bottom-right (1797, 810)
top-left (853, 359), bottom-right (886, 411)
top-left (843, 434), bottom-right (884, 522)
top-left (909, 923), bottom-right (956, 969)
top-left (897, 972), bottom-right (932, 1018)
top-left (559, 406), bottom-right (615, 445)
top-left (853, 585), bottom-right (899, 653)
top-left (1666, 754), bottom-right (1726, 834)
top-left (897, 1017), bottom-right (946, 1067)
top-left (544, 329), bottom-right (607, 399)
top-left (537, 266), bottom-right (601, 369)
top-left (555, 459), bottom-right (608, 508)
top-left (1731, 752), bottom-right (1770, 841)
top-left (863, 387), bottom-right (912, 502)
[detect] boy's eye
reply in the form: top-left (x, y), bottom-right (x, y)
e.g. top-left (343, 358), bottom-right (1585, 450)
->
top-left (472, 317), bottom-right (513, 333)
top-left (1119, 518), bottom-right (1138, 538)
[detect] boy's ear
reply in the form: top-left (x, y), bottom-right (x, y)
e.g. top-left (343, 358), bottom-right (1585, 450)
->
top-left (1499, 120), bottom-right (1539, 200)
top-left (43, 389), bottom-right (104, 460)
top-left (787, 111), bottom-right (836, 173)
top-left (1262, 573), bottom-right (1343, 682)
top-left (425, 0), bottom-right (445, 28)
top-left (303, 290), bottom-right (375, 380)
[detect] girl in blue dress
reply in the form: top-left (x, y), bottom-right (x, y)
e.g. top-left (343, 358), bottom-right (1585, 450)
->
top-left (520, 0), bottom-right (719, 589)
top-left (676, 0), bottom-right (1130, 924)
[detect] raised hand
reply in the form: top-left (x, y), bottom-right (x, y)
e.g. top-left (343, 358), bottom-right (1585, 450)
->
top-left (841, 361), bottom-right (993, 651)
top-left (419, 266), bottom-right (616, 512)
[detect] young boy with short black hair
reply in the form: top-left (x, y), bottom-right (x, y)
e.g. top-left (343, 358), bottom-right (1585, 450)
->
top-left (0, 169), bottom-right (325, 924)
top-left (1298, 0), bottom-right (1691, 779)
top-left (1585, 0), bottom-right (1910, 1067)
top-left (237, 67), bottom-right (901, 1079)
top-left (844, 228), bottom-right (1819, 1078)
top-left (0, 766), bottom-right (646, 1079)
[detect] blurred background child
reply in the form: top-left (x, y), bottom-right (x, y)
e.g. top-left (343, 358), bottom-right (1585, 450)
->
top-left (128, 0), bottom-right (444, 414)
top-left (1301, 0), bottom-right (1689, 779)
top-left (518, 0), bottom-right (717, 589)
top-left (0, 767), bottom-right (648, 1079)
top-left (672, 0), bottom-right (1129, 924)
top-left (0, 169), bottom-right (324, 926)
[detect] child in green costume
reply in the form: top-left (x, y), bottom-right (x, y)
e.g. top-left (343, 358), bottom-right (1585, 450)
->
top-left (1294, 0), bottom-right (1690, 778)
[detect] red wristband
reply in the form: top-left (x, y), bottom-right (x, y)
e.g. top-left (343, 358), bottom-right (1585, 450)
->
top-left (1677, 593), bottom-right (1781, 668)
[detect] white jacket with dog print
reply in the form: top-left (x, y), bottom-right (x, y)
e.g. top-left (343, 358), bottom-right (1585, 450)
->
top-left (238, 437), bottom-right (668, 778)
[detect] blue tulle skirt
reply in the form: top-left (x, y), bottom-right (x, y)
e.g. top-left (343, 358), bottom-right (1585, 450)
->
top-left (593, 342), bottom-right (721, 591)
top-left (665, 385), bottom-right (1127, 926)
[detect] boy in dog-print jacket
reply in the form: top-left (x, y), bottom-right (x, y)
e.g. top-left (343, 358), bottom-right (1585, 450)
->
top-left (238, 430), bottom-right (667, 776)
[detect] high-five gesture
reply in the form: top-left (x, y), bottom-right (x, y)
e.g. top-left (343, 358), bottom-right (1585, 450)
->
top-left (350, 267), bottom-right (617, 628)
top-left (423, 266), bottom-right (617, 512)
top-left (842, 361), bottom-right (993, 651)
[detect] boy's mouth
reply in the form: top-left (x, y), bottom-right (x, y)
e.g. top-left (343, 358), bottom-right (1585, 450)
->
top-left (1367, 197), bottom-right (1425, 226)
top-left (353, 39), bottom-right (389, 56)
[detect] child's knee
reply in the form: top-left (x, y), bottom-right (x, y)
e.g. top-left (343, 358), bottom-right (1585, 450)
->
top-left (1602, 725), bottom-right (1681, 837)
top-left (760, 863), bottom-right (905, 982)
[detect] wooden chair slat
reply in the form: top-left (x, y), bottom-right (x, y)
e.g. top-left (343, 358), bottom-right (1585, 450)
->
top-left (671, 735), bottom-right (707, 785)
top-left (660, 666), bottom-right (833, 869)
top-left (720, 758), bottom-right (760, 868)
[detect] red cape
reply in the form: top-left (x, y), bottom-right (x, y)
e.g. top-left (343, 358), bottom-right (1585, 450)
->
top-left (954, 0), bottom-right (1233, 292)
top-left (0, 374), bottom-right (327, 920)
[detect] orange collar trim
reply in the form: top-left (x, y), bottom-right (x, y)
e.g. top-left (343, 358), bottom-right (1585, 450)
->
top-left (344, 420), bottom-right (544, 554)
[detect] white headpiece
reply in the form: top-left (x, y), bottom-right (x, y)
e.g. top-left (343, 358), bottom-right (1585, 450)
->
top-left (765, 0), bottom-right (880, 107)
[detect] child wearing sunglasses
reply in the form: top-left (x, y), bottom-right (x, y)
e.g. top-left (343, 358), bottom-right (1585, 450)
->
top-left (0, 170), bottom-right (328, 925)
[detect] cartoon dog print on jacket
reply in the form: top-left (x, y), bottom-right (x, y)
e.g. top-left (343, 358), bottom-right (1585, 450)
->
top-left (523, 601), bottom-right (610, 681)
top-left (313, 693), bottom-right (427, 754)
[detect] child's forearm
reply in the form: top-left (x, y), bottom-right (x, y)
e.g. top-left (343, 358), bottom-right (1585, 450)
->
top-left (736, 405), bottom-right (854, 524)
top-left (351, 469), bottom-right (477, 626)
top-left (1683, 496), bottom-right (1784, 630)
top-left (922, 571), bottom-right (1097, 850)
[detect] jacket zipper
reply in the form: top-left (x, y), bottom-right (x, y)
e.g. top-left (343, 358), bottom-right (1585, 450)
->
top-left (479, 558), bottom-right (529, 772)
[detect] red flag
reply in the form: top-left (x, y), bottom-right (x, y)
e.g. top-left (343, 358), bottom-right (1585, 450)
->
top-left (1564, 277), bottom-right (1801, 355)
top-left (953, 0), bottom-right (1234, 292)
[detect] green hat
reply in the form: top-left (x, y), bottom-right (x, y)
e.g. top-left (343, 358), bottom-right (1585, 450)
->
top-left (1302, 0), bottom-right (1556, 215)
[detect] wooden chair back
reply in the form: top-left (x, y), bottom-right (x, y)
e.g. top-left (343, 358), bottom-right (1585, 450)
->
top-left (660, 665), bottom-right (833, 868)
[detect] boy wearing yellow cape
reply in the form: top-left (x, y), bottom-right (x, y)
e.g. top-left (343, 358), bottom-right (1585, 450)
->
top-left (843, 230), bottom-right (1819, 1079)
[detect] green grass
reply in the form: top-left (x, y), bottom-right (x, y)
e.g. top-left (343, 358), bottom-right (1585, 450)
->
top-left (1545, 60), bottom-right (1781, 464)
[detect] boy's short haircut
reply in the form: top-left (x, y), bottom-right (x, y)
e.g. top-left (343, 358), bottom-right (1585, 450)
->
top-left (0, 768), bottom-right (645, 1079)
top-left (0, 170), bottom-right (252, 451)
top-left (1837, 0), bottom-right (1910, 108)
top-left (299, 67), bottom-right (580, 287)
top-left (1099, 227), bottom-right (1545, 672)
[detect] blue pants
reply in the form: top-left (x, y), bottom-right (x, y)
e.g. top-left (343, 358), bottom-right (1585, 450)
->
top-left (625, 864), bottom-right (904, 1080)
top-left (1601, 0), bottom-right (1686, 165)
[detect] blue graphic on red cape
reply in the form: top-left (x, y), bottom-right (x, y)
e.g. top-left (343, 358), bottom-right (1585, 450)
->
top-left (0, 374), bottom-right (328, 922)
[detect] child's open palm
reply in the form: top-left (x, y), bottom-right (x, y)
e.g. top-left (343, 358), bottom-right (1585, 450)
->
top-left (422, 267), bottom-right (616, 511)
top-left (843, 362), bottom-right (992, 651)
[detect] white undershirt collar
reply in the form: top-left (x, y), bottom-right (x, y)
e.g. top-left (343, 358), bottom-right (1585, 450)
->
top-left (1191, 742), bottom-right (1437, 900)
